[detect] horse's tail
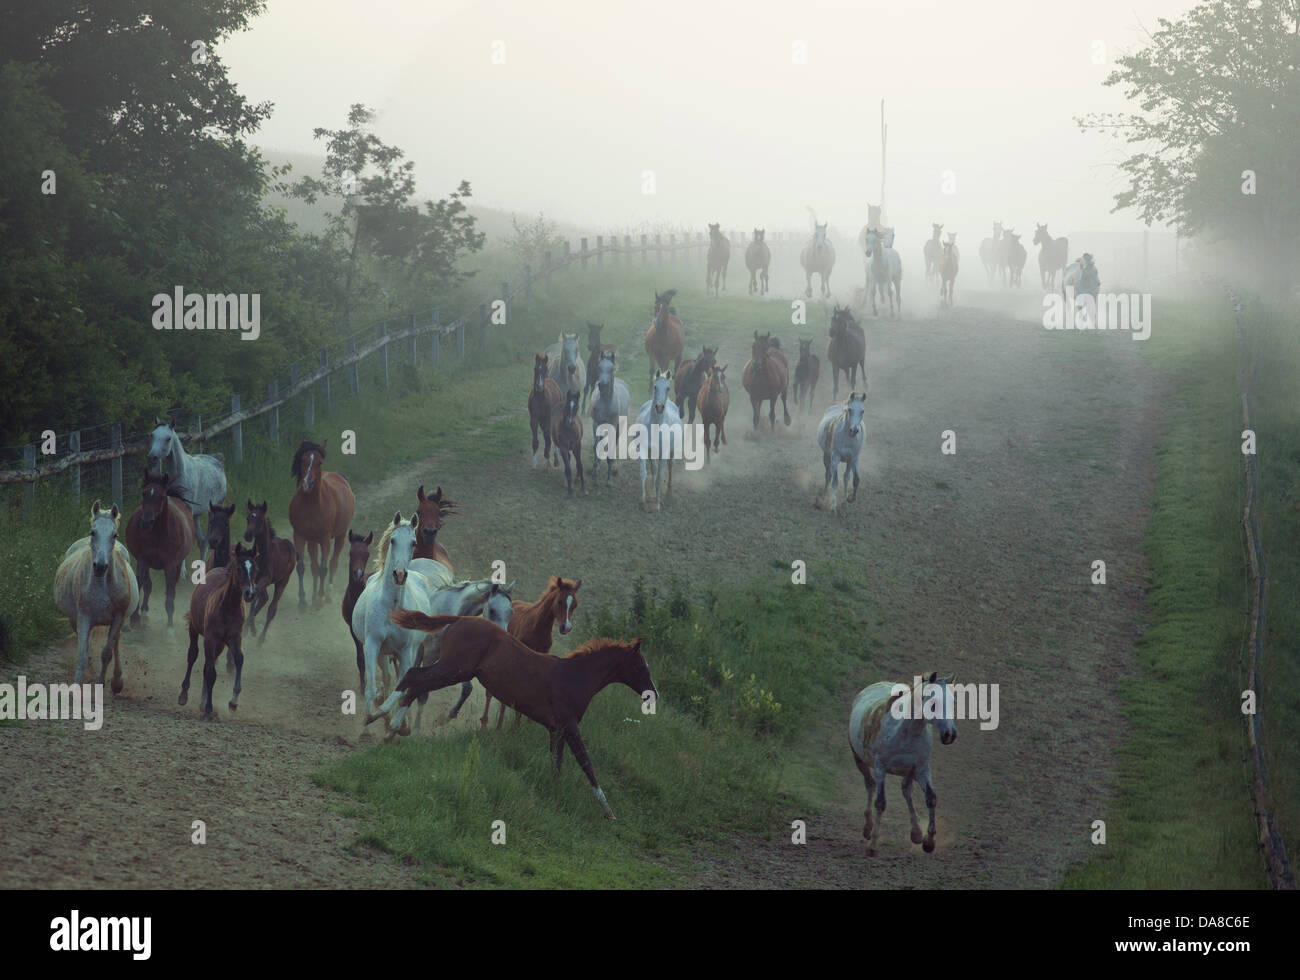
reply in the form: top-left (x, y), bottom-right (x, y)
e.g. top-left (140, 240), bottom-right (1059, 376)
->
top-left (390, 609), bottom-right (464, 634)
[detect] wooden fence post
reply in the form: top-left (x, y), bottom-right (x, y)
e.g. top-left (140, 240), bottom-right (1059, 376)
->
top-left (231, 394), bottom-right (243, 463)
top-left (524, 264), bottom-right (532, 300)
top-left (479, 303), bottom-right (488, 352)
top-left (457, 316), bottom-right (466, 359)
top-left (596, 236), bottom-right (603, 268)
top-left (563, 241), bottom-right (571, 268)
top-left (641, 234), bottom-right (648, 265)
top-left (319, 348), bottom-right (330, 413)
top-left (544, 251), bottom-right (553, 292)
top-left (68, 430), bottom-right (81, 503)
top-left (348, 338), bottom-right (359, 395)
top-left (581, 237), bottom-right (588, 270)
top-left (379, 322), bottom-right (389, 388)
top-left (502, 281), bottom-right (509, 325)
top-left (23, 445), bottom-right (35, 516)
top-left (268, 380), bottom-right (279, 446)
top-left (670, 233), bottom-right (676, 264)
top-left (111, 423), bottom-right (123, 508)
top-left (624, 235), bottom-right (631, 268)
top-left (432, 310), bottom-right (441, 367)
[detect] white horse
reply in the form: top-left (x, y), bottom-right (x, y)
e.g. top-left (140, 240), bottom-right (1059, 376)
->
top-left (817, 393), bottom-right (866, 514)
top-left (545, 332), bottom-right (587, 398)
top-left (147, 418), bottom-right (227, 553)
top-left (637, 370), bottom-right (681, 512)
top-left (590, 352), bottom-right (630, 485)
top-left (53, 501), bottom-right (141, 688)
top-left (849, 672), bottom-right (957, 855)
top-left (350, 513), bottom-right (436, 732)
top-left (864, 229), bottom-right (902, 318)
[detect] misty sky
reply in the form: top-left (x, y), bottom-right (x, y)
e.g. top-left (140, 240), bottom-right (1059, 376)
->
top-left (224, 0), bottom-right (1198, 245)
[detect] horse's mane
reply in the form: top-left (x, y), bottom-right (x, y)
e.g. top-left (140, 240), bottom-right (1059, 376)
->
top-left (657, 289), bottom-right (677, 307)
top-left (562, 636), bottom-right (639, 660)
top-left (291, 440), bottom-right (326, 479)
top-left (370, 520), bottom-right (400, 575)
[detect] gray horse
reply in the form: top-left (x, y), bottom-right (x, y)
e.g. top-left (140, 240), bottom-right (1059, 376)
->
top-left (590, 351), bottom-right (630, 485)
top-left (147, 418), bottom-right (227, 555)
top-left (801, 222), bottom-right (836, 298)
top-left (864, 229), bottom-right (903, 318)
top-left (544, 332), bottom-right (587, 398)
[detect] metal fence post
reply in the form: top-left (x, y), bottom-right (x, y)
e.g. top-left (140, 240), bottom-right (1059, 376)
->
top-left (268, 381), bottom-right (279, 446)
top-left (68, 430), bottom-right (81, 503)
top-left (231, 394), bottom-right (243, 463)
top-left (111, 423), bottom-right (123, 507)
top-left (348, 338), bottom-right (359, 395)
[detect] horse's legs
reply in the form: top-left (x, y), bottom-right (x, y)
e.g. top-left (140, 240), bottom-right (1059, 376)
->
top-left (549, 729), bottom-right (565, 773)
top-left (200, 639), bottom-right (220, 721)
top-left (751, 397), bottom-right (761, 430)
top-left (920, 768), bottom-right (938, 853)
top-left (362, 635), bottom-right (383, 722)
top-left (327, 533), bottom-right (346, 586)
top-left (179, 626), bottom-right (200, 706)
top-left (294, 534), bottom-right (308, 607)
top-left (353, 635), bottom-right (365, 692)
top-left (780, 388), bottom-right (791, 427)
top-left (829, 453), bottom-right (840, 514)
top-left (574, 442), bottom-right (586, 495)
top-left (768, 397), bottom-right (777, 430)
top-left (868, 762), bottom-right (887, 855)
top-left (665, 458), bottom-right (673, 501)
top-left (703, 421), bottom-right (712, 464)
top-left (719, 415), bottom-right (727, 447)
top-left (823, 450), bottom-right (834, 510)
top-left (901, 772), bottom-right (924, 845)
top-left (530, 417), bottom-right (541, 469)
top-left (848, 456), bottom-right (861, 503)
top-left (446, 681), bottom-right (474, 721)
top-left (258, 579), bottom-right (286, 644)
top-left (73, 614), bottom-right (91, 684)
top-left (855, 756), bottom-right (875, 841)
top-left (228, 635), bottom-right (244, 712)
top-left (479, 691), bottom-right (494, 730)
top-left (313, 541), bottom-right (328, 601)
top-left (562, 447), bottom-right (574, 496)
top-left (562, 724), bottom-right (615, 819)
top-left (134, 561), bottom-right (150, 623)
top-left (100, 611), bottom-right (126, 694)
top-left (163, 562), bottom-right (181, 632)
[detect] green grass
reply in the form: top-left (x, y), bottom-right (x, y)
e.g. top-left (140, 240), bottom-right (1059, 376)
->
top-left (1062, 294), bottom-right (1265, 888)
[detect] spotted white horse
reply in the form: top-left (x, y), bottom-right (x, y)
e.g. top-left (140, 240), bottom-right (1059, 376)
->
top-left (147, 418), bottom-right (227, 556)
top-left (849, 672), bottom-right (958, 855)
top-left (817, 392), bottom-right (866, 514)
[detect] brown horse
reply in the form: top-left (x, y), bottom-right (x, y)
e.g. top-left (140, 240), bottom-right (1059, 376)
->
top-left (371, 612), bottom-right (655, 820)
top-left (179, 542), bottom-right (259, 720)
top-left (342, 529), bottom-right (374, 689)
top-left (550, 387), bottom-right (586, 496)
top-left (644, 289), bottom-right (685, 394)
top-left (706, 223), bottom-right (730, 296)
top-left (413, 484), bottom-right (457, 572)
top-left (289, 439), bottom-right (356, 607)
top-left (742, 331), bottom-right (791, 430)
top-left (698, 364), bottom-right (730, 462)
top-left (124, 470), bottom-right (197, 630)
top-left (828, 305), bottom-right (867, 399)
top-left (481, 575), bottom-right (583, 730)
top-left (793, 340), bottom-right (820, 413)
top-left (529, 352), bottom-right (564, 469)
top-left (581, 322), bottom-right (605, 411)
top-left (745, 228), bottom-right (771, 295)
top-left (242, 500), bottom-right (298, 644)
top-left (673, 345), bottom-right (717, 425)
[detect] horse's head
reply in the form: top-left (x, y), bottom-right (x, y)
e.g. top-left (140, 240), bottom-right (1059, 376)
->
top-left (546, 576), bottom-right (581, 635)
top-left (654, 289), bottom-right (677, 323)
top-left (712, 364), bottom-right (729, 389)
top-left (753, 228), bottom-right (765, 242)
top-left (751, 330), bottom-right (774, 367)
top-left (206, 501), bottom-right (234, 553)
top-left (830, 305), bottom-right (850, 338)
top-left (993, 221), bottom-right (1003, 238)
top-left (946, 232), bottom-right (957, 245)
top-left (1082, 252), bottom-right (1095, 269)
top-left (708, 222), bottom-right (722, 241)
top-left (617, 638), bottom-right (656, 704)
top-left (586, 322), bottom-right (603, 351)
top-left (864, 229), bottom-right (880, 257)
top-left (138, 469), bottom-right (172, 531)
top-left (1033, 223), bottom-right (1048, 245)
top-left (563, 387), bottom-right (581, 422)
top-left (844, 392), bottom-right (867, 438)
top-left (814, 222), bottom-right (827, 246)
top-left (799, 338), bottom-right (813, 358)
top-left (652, 370), bottom-right (672, 413)
top-left (932, 223), bottom-right (943, 236)
top-left (597, 352), bottom-right (617, 395)
top-left (347, 530), bottom-right (374, 586)
top-left (562, 333), bottom-right (581, 381)
top-left (89, 499), bottom-right (120, 577)
top-left (385, 511), bottom-right (419, 587)
top-left (533, 353), bottom-right (550, 391)
top-left (291, 439), bottom-right (326, 492)
top-left (415, 484), bottom-right (457, 549)
top-left (923, 671), bottom-right (958, 745)
top-left (483, 580), bottom-right (515, 630)
top-left (1008, 231), bottom-right (1021, 245)
top-left (242, 499), bottom-right (268, 544)
top-left (146, 418), bottom-right (175, 470)
top-left (230, 543), bottom-right (260, 602)
top-left (697, 346), bottom-right (718, 375)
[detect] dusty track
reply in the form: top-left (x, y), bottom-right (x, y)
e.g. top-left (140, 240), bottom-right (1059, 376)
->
top-left (0, 290), bottom-right (1154, 888)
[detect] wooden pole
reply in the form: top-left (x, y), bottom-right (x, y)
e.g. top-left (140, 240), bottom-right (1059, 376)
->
top-left (231, 394), bottom-right (243, 463)
top-left (111, 423), bottom-right (123, 507)
top-left (68, 430), bottom-right (81, 502)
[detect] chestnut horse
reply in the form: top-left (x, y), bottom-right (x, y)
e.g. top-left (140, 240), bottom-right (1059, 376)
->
top-left (706, 223), bottom-right (730, 296)
top-left (698, 364), bottom-right (730, 462)
top-left (644, 289), bottom-right (685, 395)
top-left (342, 529), bottom-right (374, 689)
top-left (371, 612), bottom-right (655, 820)
top-left (289, 439), bottom-right (356, 607)
top-left (551, 387), bottom-right (586, 496)
top-left (742, 331), bottom-right (791, 430)
top-left (828, 304), bottom-right (867, 399)
top-left (124, 470), bottom-right (197, 631)
top-left (179, 543), bottom-right (260, 720)
top-left (673, 345), bottom-right (717, 425)
top-left (243, 500), bottom-right (297, 644)
top-left (480, 575), bottom-right (582, 730)
top-left (413, 484), bottom-right (457, 573)
top-left (529, 353), bottom-right (563, 469)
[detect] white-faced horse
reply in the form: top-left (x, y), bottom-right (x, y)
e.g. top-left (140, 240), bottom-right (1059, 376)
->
top-left (864, 229), bottom-right (902, 318)
top-left (817, 393), bottom-right (866, 514)
top-left (849, 672), bottom-right (957, 854)
top-left (637, 370), bottom-right (681, 512)
top-left (545, 332), bottom-right (587, 399)
top-left (53, 501), bottom-right (141, 688)
top-left (350, 513), bottom-right (436, 733)
top-left (590, 351), bottom-right (630, 485)
top-left (147, 418), bottom-right (227, 553)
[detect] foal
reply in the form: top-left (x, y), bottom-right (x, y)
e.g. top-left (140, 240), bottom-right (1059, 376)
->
top-left (243, 500), bottom-right (297, 644)
top-left (529, 353), bottom-right (563, 468)
top-left (179, 543), bottom-right (260, 720)
top-left (551, 388), bottom-right (586, 496)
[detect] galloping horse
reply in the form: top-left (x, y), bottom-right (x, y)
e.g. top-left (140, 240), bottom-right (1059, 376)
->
top-left (204, 502), bottom-right (235, 570)
top-left (938, 237), bottom-right (960, 308)
top-left (706, 223), bottom-right (730, 296)
top-left (849, 672), bottom-right (957, 854)
top-left (53, 501), bottom-right (140, 688)
top-left (1005, 231), bottom-right (1027, 287)
top-left (800, 222), bottom-right (836, 298)
top-left (545, 332), bottom-right (586, 399)
top-left (413, 484), bottom-right (457, 572)
top-left (370, 612), bottom-right (655, 820)
top-left (242, 500), bottom-right (297, 643)
top-left (979, 222), bottom-right (1003, 283)
top-left (644, 290), bottom-right (685, 395)
top-left (551, 387), bottom-right (586, 496)
top-left (1033, 223), bottom-right (1069, 289)
top-left (673, 344), bottom-right (717, 425)
top-left (529, 353), bottom-right (564, 469)
top-left (923, 223), bottom-right (943, 283)
top-left (288, 439), bottom-right (356, 607)
top-left (745, 228), bottom-right (770, 295)
top-left (817, 392), bottom-right (867, 514)
top-left (742, 331), bottom-right (791, 430)
top-left (857, 203), bottom-right (889, 256)
top-left (589, 351), bottom-right (630, 485)
top-left (342, 529), bottom-right (373, 689)
top-left (480, 575), bottom-right (582, 730)
top-left (827, 305), bottom-right (866, 399)
top-left (178, 543), bottom-right (260, 720)
top-left (581, 322), bottom-right (605, 410)
top-left (637, 370), bottom-right (682, 511)
top-left (864, 229), bottom-right (903, 318)
top-left (124, 470), bottom-right (196, 631)
top-left (147, 418), bottom-right (227, 555)
top-left (698, 364), bottom-right (730, 462)
top-left (793, 340), bottom-right (820, 413)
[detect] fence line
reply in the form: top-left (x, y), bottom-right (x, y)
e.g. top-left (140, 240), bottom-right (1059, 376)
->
top-left (1232, 288), bottom-right (1295, 891)
top-left (0, 228), bottom-right (790, 499)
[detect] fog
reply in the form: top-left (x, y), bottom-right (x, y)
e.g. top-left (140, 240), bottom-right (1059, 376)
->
top-left (224, 0), bottom-right (1199, 243)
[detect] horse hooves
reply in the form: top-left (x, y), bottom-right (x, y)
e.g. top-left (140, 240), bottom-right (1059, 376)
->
top-left (923, 838), bottom-right (936, 853)
top-left (866, 846), bottom-right (877, 856)
top-left (111, 678), bottom-right (123, 695)
top-left (228, 701), bottom-right (239, 712)
top-left (178, 692), bottom-right (188, 706)
top-left (911, 828), bottom-right (924, 844)
top-left (603, 811), bottom-right (617, 821)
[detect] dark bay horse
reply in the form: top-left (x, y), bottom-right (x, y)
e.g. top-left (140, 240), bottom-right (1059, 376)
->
top-left (794, 339), bottom-right (820, 413)
top-left (529, 352), bottom-right (564, 469)
top-left (124, 470), bottom-right (197, 630)
top-left (644, 289), bottom-right (685, 394)
top-left (551, 387), bottom-right (586, 496)
top-left (204, 502), bottom-right (235, 570)
top-left (372, 612), bottom-right (655, 820)
top-left (742, 331), bottom-right (791, 430)
top-left (342, 529), bottom-right (374, 689)
top-left (413, 484), bottom-right (457, 572)
top-left (179, 542), bottom-right (260, 720)
top-left (581, 322), bottom-right (605, 411)
top-left (828, 305), bottom-right (867, 399)
top-left (289, 439), bottom-right (356, 607)
top-left (706, 223), bottom-right (730, 296)
top-left (1033, 223), bottom-right (1069, 289)
top-left (481, 575), bottom-right (582, 730)
top-left (673, 344), bottom-right (717, 424)
top-left (243, 500), bottom-right (297, 644)
top-left (745, 228), bottom-right (771, 295)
